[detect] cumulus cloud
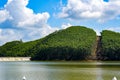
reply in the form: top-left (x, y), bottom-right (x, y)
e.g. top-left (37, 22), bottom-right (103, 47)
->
top-left (3, 0), bottom-right (50, 28)
top-left (107, 27), bottom-right (120, 32)
top-left (94, 29), bottom-right (101, 36)
top-left (0, 10), bottom-right (11, 23)
top-left (61, 23), bottom-right (72, 29)
top-left (0, 26), bottom-right (59, 45)
top-left (0, 0), bottom-right (58, 45)
top-left (58, 0), bottom-right (120, 22)
top-left (0, 29), bottom-right (23, 45)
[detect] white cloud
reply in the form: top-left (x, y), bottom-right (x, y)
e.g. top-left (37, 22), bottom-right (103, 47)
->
top-left (27, 25), bottom-right (59, 39)
top-left (94, 29), bottom-right (101, 36)
top-left (0, 10), bottom-right (11, 23)
top-left (58, 0), bottom-right (120, 22)
top-left (3, 0), bottom-right (50, 28)
top-left (0, 26), bottom-right (59, 45)
top-left (0, 29), bottom-right (23, 45)
top-left (107, 27), bottom-right (120, 32)
top-left (0, 0), bottom-right (58, 45)
top-left (61, 23), bottom-right (72, 29)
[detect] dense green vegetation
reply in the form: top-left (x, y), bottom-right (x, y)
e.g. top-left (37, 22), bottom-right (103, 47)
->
top-left (31, 26), bottom-right (96, 60)
top-left (0, 26), bottom-right (96, 60)
top-left (1, 26), bottom-right (120, 61)
top-left (99, 30), bottom-right (120, 60)
top-left (0, 41), bottom-right (22, 56)
top-left (0, 40), bottom-right (40, 57)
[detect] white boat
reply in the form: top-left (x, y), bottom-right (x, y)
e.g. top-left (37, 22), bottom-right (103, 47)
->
top-left (22, 76), bottom-right (26, 80)
top-left (112, 77), bottom-right (117, 80)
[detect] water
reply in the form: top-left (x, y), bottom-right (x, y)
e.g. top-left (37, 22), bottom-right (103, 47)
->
top-left (0, 61), bottom-right (120, 80)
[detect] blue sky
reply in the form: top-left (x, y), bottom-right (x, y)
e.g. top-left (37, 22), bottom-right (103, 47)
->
top-left (0, 0), bottom-right (120, 45)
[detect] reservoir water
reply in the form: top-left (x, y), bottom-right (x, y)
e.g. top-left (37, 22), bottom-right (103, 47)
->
top-left (0, 61), bottom-right (120, 80)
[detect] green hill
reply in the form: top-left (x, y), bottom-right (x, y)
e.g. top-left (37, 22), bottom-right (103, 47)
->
top-left (0, 41), bottom-right (22, 56)
top-left (1, 26), bottom-right (120, 61)
top-left (0, 26), bottom-right (96, 60)
top-left (98, 30), bottom-right (120, 60)
top-left (0, 40), bottom-right (40, 57)
top-left (31, 26), bottom-right (96, 60)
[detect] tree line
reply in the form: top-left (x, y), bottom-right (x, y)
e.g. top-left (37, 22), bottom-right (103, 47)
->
top-left (1, 26), bottom-right (120, 61)
top-left (98, 30), bottom-right (120, 60)
top-left (31, 26), bottom-right (96, 60)
top-left (0, 26), bottom-right (96, 60)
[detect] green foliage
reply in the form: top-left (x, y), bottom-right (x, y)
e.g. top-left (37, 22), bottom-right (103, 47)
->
top-left (0, 40), bottom-right (40, 57)
top-left (0, 26), bottom-right (96, 60)
top-left (100, 30), bottom-right (120, 60)
top-left (0, 41), bottom-right (23, 56)
top-left (31, 26), bottom-right (96, 60)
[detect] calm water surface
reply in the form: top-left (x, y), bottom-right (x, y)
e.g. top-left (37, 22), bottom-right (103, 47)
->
top-left (0, 61), bottom-right (120, 80)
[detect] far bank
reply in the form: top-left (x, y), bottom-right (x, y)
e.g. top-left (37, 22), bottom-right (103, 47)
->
top-left (0, 57), bottom-right (31, 61)
top-left (1, 26), bottom-right (120, 61)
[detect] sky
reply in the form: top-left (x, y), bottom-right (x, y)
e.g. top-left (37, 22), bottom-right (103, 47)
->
top-left (0, 0), bottom-right (120, 45)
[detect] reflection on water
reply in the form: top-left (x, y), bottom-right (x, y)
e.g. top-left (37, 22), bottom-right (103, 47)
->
top-left (0, 61), bottom-right (120, 80)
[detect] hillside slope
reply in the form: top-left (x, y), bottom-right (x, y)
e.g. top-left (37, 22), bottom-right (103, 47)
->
top-left (31, 26), bottom-right (96, 60)
top-left (98, 30), bottom-right (120, 60)
top-left (0, 40), bottom-right (40, 57)
top-left (0, 26), bottom-right (96, 60)
top-left (0, 41), bottom-right (22, 56)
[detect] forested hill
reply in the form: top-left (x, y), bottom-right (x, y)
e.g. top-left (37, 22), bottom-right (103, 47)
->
top-left (0, 26), bottom-right (96, 60)
top-left (98, 30), bottom-right (120, 60)
top-left (1, 26), bottom-right (120, 61)
top-left (31, 26), bottom-right (96, 60)
top-left (0, 40), bottom-right (40, 57)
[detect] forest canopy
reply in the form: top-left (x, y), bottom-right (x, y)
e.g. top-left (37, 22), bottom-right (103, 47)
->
top-left (0, 26), bottom-right (96, 60)
top-left (31, 26), bottom-right (96, 60)
top-left (99, 30), bottom-right (120, 60)
top-left (1, 26), bottom-right (120, 61)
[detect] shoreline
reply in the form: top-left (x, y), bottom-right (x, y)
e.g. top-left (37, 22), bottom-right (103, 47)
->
top-left (0, 57), bottom-right (31, 61)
